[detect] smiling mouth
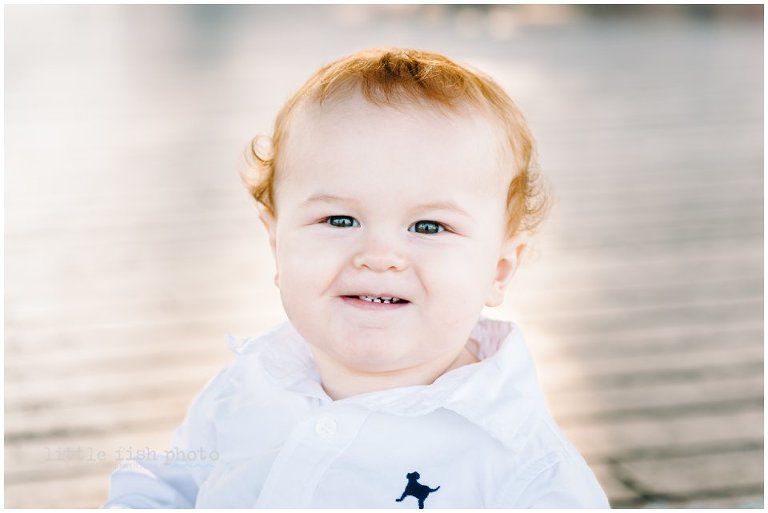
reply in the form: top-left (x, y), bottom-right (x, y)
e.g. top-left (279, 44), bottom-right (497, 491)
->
top-left (341, 296), bottom-right (411, 309)
top-left (343, 295), bottom-right (409, 304)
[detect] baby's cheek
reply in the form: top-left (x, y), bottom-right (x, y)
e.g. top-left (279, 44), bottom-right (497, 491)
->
top-left (424, 254), bottom-right (487, 312)
top-left (280, 239), bottom-right (343, 296)
top-left (280, 231), bottom-right (335, 266)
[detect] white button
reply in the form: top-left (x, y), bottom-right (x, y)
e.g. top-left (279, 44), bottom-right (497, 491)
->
top-left (314, 415), bottom-right (337, 440)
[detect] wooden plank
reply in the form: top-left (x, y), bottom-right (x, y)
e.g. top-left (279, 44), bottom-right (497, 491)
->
top-left (5, 394), bottom-right (193, 442)
top-left (562, 410), bottom-right (763, 462)
top-left (538, 229), bottom-right (761, 252)
top-left (589, 462), bottom-right (640, 506)
top-left (613, 448), bottom-right (763, 499)
top-left (6, 340), bottom-right (232, 381)
top-left (3, 315), bottom-right (278, 364)
top-left (520, 297), bottom-right (763, 336)
top-left (546, 373), bottom-right (763, 424)
top-left (532, 323), bottom-right (762, 356)
top-left (6, 428), bottom-right (174, 483)
top-left (5, 361), bottom-right (227, 422)
top-left (5, 474), bottom-right (111, 508)
top-left (627, 494), bottom-right (764, 509)
top-left (538, 342), bottom-right (762, 382)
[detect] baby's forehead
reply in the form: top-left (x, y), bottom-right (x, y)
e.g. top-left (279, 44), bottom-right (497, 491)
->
top-left (284, 92), bottom-right (513, 177)
top-left (278, 93), bottom-right (514, 205)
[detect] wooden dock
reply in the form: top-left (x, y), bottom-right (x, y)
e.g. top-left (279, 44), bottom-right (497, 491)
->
top-left (5, 5), bottom-right (763, 508)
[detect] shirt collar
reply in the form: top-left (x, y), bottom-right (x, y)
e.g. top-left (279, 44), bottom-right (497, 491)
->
top-left (229, 315), bottom-right (546, 451)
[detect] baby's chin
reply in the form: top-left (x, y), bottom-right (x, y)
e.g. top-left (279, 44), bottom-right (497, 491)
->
top-left (310, 338), bottom-right (424, 374)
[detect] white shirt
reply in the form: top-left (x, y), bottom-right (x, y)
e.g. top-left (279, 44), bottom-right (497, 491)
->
top-left (103, 316), bottom-right (609, 508)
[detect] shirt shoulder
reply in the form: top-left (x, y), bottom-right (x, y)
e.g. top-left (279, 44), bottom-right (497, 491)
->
top-left (490, 416), bottom-right (610, 508)
top-left (180, 321), bottom-right (299, 425)
top-left (451, 318), bottom-right (609, 507)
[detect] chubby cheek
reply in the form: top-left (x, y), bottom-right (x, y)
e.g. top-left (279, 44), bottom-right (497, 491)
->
top-left (276, 233), bottom-right (342, 315)
top-left (414, 243), bottom-right (496, 324)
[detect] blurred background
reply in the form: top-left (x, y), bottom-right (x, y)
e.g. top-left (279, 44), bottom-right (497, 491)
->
top-left (4, 4), bottom-right (763, 508)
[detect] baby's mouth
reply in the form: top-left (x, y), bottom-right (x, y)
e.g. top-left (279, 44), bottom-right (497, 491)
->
top-left (342, 295), bottom-right (410, 305)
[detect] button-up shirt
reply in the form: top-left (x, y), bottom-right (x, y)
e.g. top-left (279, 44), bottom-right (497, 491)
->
top-left (103, 316), bottom-right (609, 508)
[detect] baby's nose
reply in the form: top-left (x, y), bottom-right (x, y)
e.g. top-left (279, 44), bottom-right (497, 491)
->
top-left (352, 237), bottom-right (408, 272)
top-left (353, 252), bottom-right (407, 272)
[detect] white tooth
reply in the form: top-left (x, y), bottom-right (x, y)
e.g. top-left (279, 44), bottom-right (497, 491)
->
top-left (354, 295), bottom-right (403, 304)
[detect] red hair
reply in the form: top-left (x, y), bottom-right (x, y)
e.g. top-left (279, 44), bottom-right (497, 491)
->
top-left (242, 47), bottom-right (549, 238)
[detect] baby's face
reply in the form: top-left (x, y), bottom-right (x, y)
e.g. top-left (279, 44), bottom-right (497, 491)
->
top-left (260, 92), bottom-right (524, 379)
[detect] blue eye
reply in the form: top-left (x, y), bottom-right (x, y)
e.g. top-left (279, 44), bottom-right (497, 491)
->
top-left (410, 221), bottom-right (445, 235)
top-left (322, 216), bottom-right (445, 234)
top-left (325, 216), bottom-right (359, 228)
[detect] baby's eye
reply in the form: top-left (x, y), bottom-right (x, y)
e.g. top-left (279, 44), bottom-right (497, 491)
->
top-left (324, 215), bottom-right (359, 228)
top-left (410, 220), bottom-right (445, 235)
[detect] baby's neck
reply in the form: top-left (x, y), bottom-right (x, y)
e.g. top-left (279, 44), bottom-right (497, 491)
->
top-left (310, 344), bottom-right (479, 401)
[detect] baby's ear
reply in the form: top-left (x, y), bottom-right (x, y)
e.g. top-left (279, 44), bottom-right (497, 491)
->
top-left (252, 134), bottom-right (274, 162)
top-left (485, 233), bottom-right (528, 308)
top-left (257, 204), bottom-right (278, 259)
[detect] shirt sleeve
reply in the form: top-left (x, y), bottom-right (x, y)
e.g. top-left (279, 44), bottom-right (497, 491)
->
top-left (102, 365), bottom-right (233, 508)
top-left (495, 451), bottom-right (611, 508)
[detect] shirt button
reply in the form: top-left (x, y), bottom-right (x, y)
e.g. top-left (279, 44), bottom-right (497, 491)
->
top-left (314, 415), bottom-right (337, 440)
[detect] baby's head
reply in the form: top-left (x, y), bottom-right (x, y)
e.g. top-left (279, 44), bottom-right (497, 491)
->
top-left (242, 48), bottom-right (549, 397)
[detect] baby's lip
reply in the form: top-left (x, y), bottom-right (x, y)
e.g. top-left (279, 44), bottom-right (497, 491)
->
top-left (341, 293), bottom-right (411, 303)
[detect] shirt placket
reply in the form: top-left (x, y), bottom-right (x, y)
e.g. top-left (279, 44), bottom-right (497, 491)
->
top-left (254, 405), bottom-right (370, 507)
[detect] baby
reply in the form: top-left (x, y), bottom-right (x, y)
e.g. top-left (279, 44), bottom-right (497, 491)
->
top-left (104, 48), bottom-right (609, 508)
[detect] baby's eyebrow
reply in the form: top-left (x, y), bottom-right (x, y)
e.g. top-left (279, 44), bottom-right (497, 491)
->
top-left (301, 193), bottom-right (474, 220)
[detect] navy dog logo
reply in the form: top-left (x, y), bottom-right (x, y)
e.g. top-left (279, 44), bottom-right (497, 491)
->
top-left (395, 471), bottom-right (440, 509)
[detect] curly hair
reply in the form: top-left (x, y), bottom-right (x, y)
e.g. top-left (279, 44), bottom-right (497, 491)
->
top-left (241, 47), bottom-right (549, 238)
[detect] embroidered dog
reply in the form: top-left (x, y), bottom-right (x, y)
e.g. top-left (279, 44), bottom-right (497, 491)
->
top-left (395, 471), bottom-right (440, 509)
